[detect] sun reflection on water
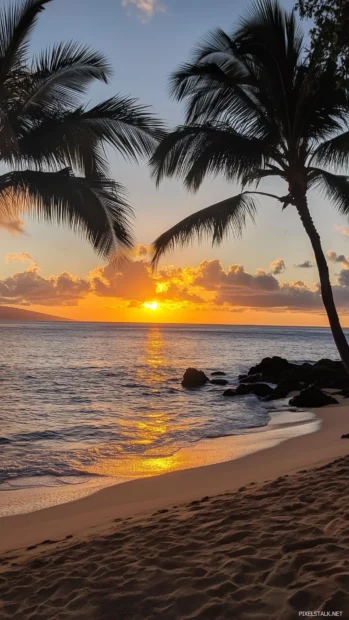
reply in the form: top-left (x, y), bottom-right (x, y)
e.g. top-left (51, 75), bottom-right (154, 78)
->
top-left (82, 326), bottom-right (182, 479)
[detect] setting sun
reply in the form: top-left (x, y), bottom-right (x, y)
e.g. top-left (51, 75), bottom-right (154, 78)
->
top-left (143, 301), bottom-right (159, 311)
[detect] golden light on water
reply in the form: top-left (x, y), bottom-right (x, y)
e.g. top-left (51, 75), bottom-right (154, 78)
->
top-left (80, 326), bottom-right (180, 480)
top-left (143, 301), bottom-right (159, 311)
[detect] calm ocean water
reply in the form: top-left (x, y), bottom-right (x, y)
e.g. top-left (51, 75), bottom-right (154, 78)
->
top-left (0, 322), bottom-right (344, 495)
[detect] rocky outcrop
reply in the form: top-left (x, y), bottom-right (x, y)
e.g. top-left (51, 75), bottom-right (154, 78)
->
top-left (180, 357), bottom-right (346, 408)
top-left (182, 368), bottom-right (210, 388)
top-left (264, 378), bottom-right (305, 401)
top-left (244, 357), bottom-right (349, 391)
top-left (238, 373), bottom-right (263, 384)
top-left (289, 387), bottom-right (338, 408)
top-left (247, 356), bottom-right (290, 383)
top-left (223, 383), bottom-right (274, 398)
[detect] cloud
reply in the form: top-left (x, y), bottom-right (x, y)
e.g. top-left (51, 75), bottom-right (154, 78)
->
top-left (295, 260), bottom-right (314, 269)
top-left (0, 257), bottom-right (90, 306)
top-left (335, 225), bottom-right (349, 238)
top-left (90, 259), bottom-right (156, 301)
top-left (6, 253), bottom-right (37, 269)
top-left (132, 244), bottom-right (152, 260)
top-left (121, 0), bottom-right (165, 20)
top-left (4, 252), bottom-right (349, 315)
top-left (190, 260), bottom-right (322, 311)
top-left (193, 261), bottom-right (279, 293)
top-left (270, 258), bottom-right (286, 275)
top-left (326, 251), bottom-right (349, 268)
top-left (0, 217), bottom-right (26, 235)
top-left (337, 269), bottom-right (349, 287)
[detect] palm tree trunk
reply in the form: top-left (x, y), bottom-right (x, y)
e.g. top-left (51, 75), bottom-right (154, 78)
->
top-left (296, 195), bottom-right (349, 376)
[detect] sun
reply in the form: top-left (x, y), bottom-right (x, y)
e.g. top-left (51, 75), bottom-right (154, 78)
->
top-left (143, 301), bottom-right (159, 311)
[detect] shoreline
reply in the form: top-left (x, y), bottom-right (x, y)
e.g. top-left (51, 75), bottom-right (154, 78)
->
top-left (0, 407), bottom-right (318, 519)
top-left (1, 402), bottom-right (348, 555)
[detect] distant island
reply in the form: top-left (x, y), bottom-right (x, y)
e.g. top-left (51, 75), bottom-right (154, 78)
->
top-left (0, 306), bottom-right (70, 322)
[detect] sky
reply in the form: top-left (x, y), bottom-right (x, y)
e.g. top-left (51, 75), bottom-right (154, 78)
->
top-left (2, 0), bottom-right (349, 325)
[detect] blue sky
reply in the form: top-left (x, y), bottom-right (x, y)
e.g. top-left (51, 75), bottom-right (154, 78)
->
top-left (1, 0), bottom-right (349, 293)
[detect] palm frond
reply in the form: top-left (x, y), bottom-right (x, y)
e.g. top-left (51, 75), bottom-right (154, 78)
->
top-left (151, 193), bottom-right (257, 266)
top-left (76, 96), bottom-right (165, 160)
top-left (171, 60), bottom-right (270, 137)
top-left (235, 0), bottom-right (303, 70)
top-left (311, 130), bottom-right (349, 171)
top-left (241, 167), bottom-right (283, 188)
top-left (20, 41), bottom-right (112, 113)
top-left (308, 167), bottom-right (349, 216)
top-left (169, 26), bottom-right (276, 139)
top-left (0, 0), bottom-right (50, 80)
top-left (11, 95), bottom-right (163, 175)
top-left (0, 169), bottom-right (134, 257)
top-left (166, 0), bottom-right (310, 159)
top-left (150, 123), bottom-right (268, 190)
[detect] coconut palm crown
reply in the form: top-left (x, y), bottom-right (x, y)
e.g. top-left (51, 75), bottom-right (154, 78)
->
top-left (150, 0), bottom-right (349, 372)
top-left (0, 0), bottom-right (163, 257)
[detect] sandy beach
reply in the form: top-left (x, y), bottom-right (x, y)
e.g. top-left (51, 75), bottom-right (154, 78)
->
top-left (0, 402), bottom-right (349, 618)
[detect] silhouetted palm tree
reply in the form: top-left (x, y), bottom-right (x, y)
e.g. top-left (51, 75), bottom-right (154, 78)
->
top-left (151, 0), bottom-right (349, 373)
top-left (0, 0), bottom-right (162, 257)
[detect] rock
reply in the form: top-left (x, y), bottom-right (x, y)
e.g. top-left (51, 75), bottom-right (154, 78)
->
top-left (264, 378), bottom-right (305, 401)
top-left (337, 388), bottom-right (349, 398)
top-left (247, 383), bottom-right (274, 398)
top-left (181, 368), bottom-right (210, 388)
top-left (211, 371), bottom-right (226, 376)
top-left (223, 383), bottom-right (274, 398)
top-left (211, 378), bottom-right (229, 386)
top-left (243, 356), bottom-right (349, 393)
top-left (289, 387), bottom-right (338, 408)
top-left (309, 365), bottom-right (348, 389)
top-left (223, 388), bottom-right (237, 397)
top-left (286, 363), bottom-right (313, 383)
top-left (247, 356), bottom-right (291, 383)
top-left (327, 375), bottom-right (349, 390)
top-left (313, 358), bottom-right (343, 370)
top-left (341, 434), bottom-right (349, 439)
top-left (239, 373), bottom-right (263, 384)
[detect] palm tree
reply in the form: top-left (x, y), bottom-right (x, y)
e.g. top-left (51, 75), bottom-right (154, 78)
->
top-left (0, 0), bottom-right (163, 257)
top-left (150, 0), bottom-right (349, 374)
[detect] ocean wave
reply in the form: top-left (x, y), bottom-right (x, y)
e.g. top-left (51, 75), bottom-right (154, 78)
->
top-left (0, 472), bottom-right (104, 492)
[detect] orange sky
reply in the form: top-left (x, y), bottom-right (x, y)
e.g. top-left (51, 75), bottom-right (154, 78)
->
top-left (3, 245), bottom-right (349, 327)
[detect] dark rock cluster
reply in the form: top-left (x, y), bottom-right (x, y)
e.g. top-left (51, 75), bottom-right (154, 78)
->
top-left (181, 356), bottom-right (347, 408)
top-left (246, 356), bottom-right (348, 391)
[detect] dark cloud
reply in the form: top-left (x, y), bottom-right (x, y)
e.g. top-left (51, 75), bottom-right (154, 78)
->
top-left (327, 251), bottom-right (349, 268)
top-left (295, 260), bottom-right (314, 269)
top-left (337, 269), bottom-right (349, 287)
top-left (193, 261), bottom-right (279, 294)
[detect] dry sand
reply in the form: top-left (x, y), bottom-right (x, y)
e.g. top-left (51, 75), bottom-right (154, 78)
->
top-left (0, 402), bottom-right (349, 619)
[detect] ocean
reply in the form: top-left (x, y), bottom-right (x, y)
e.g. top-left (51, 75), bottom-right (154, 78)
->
top-left (0, 322), bottom-right (342, 515)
